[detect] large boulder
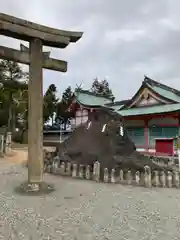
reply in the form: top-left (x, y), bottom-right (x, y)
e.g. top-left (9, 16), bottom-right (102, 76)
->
top-left (55, 108), bottom-right (169, 174)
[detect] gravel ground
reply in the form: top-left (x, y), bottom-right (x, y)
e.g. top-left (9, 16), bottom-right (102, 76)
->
top-left (0, 162), bottom-right (180, 240)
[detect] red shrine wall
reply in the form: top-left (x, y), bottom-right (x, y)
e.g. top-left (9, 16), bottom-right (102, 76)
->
top-left (125, 116), bottom-right (180, 156)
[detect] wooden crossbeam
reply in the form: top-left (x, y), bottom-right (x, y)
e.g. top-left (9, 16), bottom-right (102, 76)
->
top-left (0, 46), bottom-right (67, 72)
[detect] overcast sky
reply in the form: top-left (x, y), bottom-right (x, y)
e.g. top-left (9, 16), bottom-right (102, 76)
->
top-left (1, 0), bottom-right (180, 100)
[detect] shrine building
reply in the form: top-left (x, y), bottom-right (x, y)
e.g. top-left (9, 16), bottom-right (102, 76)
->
top-left (69, 76), bottom-right (180, 155)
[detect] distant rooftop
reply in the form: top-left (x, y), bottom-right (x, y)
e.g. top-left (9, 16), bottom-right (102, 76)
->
top-left (72, 76), bottom-right (180, 116)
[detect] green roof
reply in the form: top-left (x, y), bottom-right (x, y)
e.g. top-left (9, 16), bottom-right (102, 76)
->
top-left (73, 77), bottom-right (180, 116)
top-left (117, 103), bottom-right (180, 116)
top-left (148, 84), bottom-right (180, 103)
top-left (75, 91), bottom-right (112, 107)
top-left (110, 105), bottom-right (124, 111)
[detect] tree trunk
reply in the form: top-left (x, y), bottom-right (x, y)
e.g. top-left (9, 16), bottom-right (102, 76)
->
top-left (7, 73), bottom-right (13, 132)
top-left (64, 121), bottom-right (67, 131)
top-left (3, 101), bottom-right (12, 152)
top-left (7, 102), bottom-right (12, 132)
top-left (51, 115), bottom-right (54, 125)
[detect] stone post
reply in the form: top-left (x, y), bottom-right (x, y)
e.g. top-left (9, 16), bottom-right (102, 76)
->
top-left (60, 162), bottom-right (65, 174)
top-left (5, 132), bottom-right (12, 154)
top-left (111, 169), bottom-right (116, 183)
top-left (135, 171), bottom-right (140, 185)
top-left (28, 39), bottom-right (43, 184)
top-left (85, 165), bottom-right (91, 180)
top-left (66, 162), bottom-right (71, 176)
top-left (104, 168), bottom-right (109, 183)
top-left (93, 161), bottom-right (100, 181)
top-left (160, 171), bottom-right (166, 188)
top-left (177, 136), bottom-right (180, 171)
top-left (72, 164), bottom-right (77, 177)
top-left (153, 171), bottom-right (160, 187)
top-left (167, 171), bottom-right (172, 188)
top-left (119, 169), bottom-right (124, 182)
top-left (173, 170), bottom-right (180, 188)
top-left (126, 170), bottom-right (132, 185)
top-left (144, 166), bottom-right (152, 188)
top-left (0, 135), bottom-right (4, 156)
top-left (79, 165), bottom-right (84, 178)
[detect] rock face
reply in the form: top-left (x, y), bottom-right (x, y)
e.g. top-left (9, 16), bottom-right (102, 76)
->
top-left (55, 108), bottom-right (166, 174)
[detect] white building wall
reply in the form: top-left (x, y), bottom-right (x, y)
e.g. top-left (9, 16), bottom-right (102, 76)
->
top-left (75, 109), bottom-right (88, 126)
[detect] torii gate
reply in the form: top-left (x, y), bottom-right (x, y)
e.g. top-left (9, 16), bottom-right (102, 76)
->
top-left (0, 13), bottom-right (83, 193)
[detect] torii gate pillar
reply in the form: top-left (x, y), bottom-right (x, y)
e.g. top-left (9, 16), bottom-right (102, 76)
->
top-left (28, 39), bottom-right (43, 183)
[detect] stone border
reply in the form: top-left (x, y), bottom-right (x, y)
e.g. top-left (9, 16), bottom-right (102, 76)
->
top-left (44, 151), bottom-right (180, 189)
top-left (149, 155), bottom-right (179, 171)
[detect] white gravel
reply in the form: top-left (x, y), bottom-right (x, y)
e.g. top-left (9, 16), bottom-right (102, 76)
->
top-left (0, 162), bottom-right (180, 239)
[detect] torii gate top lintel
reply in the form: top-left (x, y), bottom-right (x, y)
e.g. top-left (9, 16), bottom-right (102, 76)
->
top-left (0, 13), bottom-right (83, 48)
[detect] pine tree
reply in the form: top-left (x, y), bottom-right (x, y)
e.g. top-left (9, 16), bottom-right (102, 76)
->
top-left (0, 60), bottom-right (28, 131)
top-left (61, 86), bottom-right (72, 105)
top-left (56, 86), bottom-right (74, 129)
top-left (43, 84), bottom-right (58, 124)
top-left (91, 77), bottom-right (114, 98)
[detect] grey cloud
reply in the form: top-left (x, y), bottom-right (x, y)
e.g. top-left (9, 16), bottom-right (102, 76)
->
top-left (0, 0), bottom-right (180, 100)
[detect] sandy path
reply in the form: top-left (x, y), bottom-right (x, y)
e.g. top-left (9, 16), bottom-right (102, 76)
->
top-left (2, 149), bottom-right (28, 164)
top-left (1, 146), bottom-right (55, 165)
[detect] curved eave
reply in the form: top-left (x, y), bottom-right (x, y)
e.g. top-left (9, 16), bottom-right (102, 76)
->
top-left (146, 84), bottom-right (178, 103)
top-left (0, 13), bottom-right (83, 44)
top-left (76, 100), bottom-right (103, 109)
top-left (121, 82), bottom-right (177, 109)
top-left (117, 103), bottom-right (180, 117)
top-left (76, 100), bottom-right (113, 110)
top-left (119, 109), bottom-right (180, 117)
top-left (74, 89), bottom-right (113, 100)
top-left (117, 105), bottom-right (125, 111)
top-left (65, 32), bottom-right (83, 43)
